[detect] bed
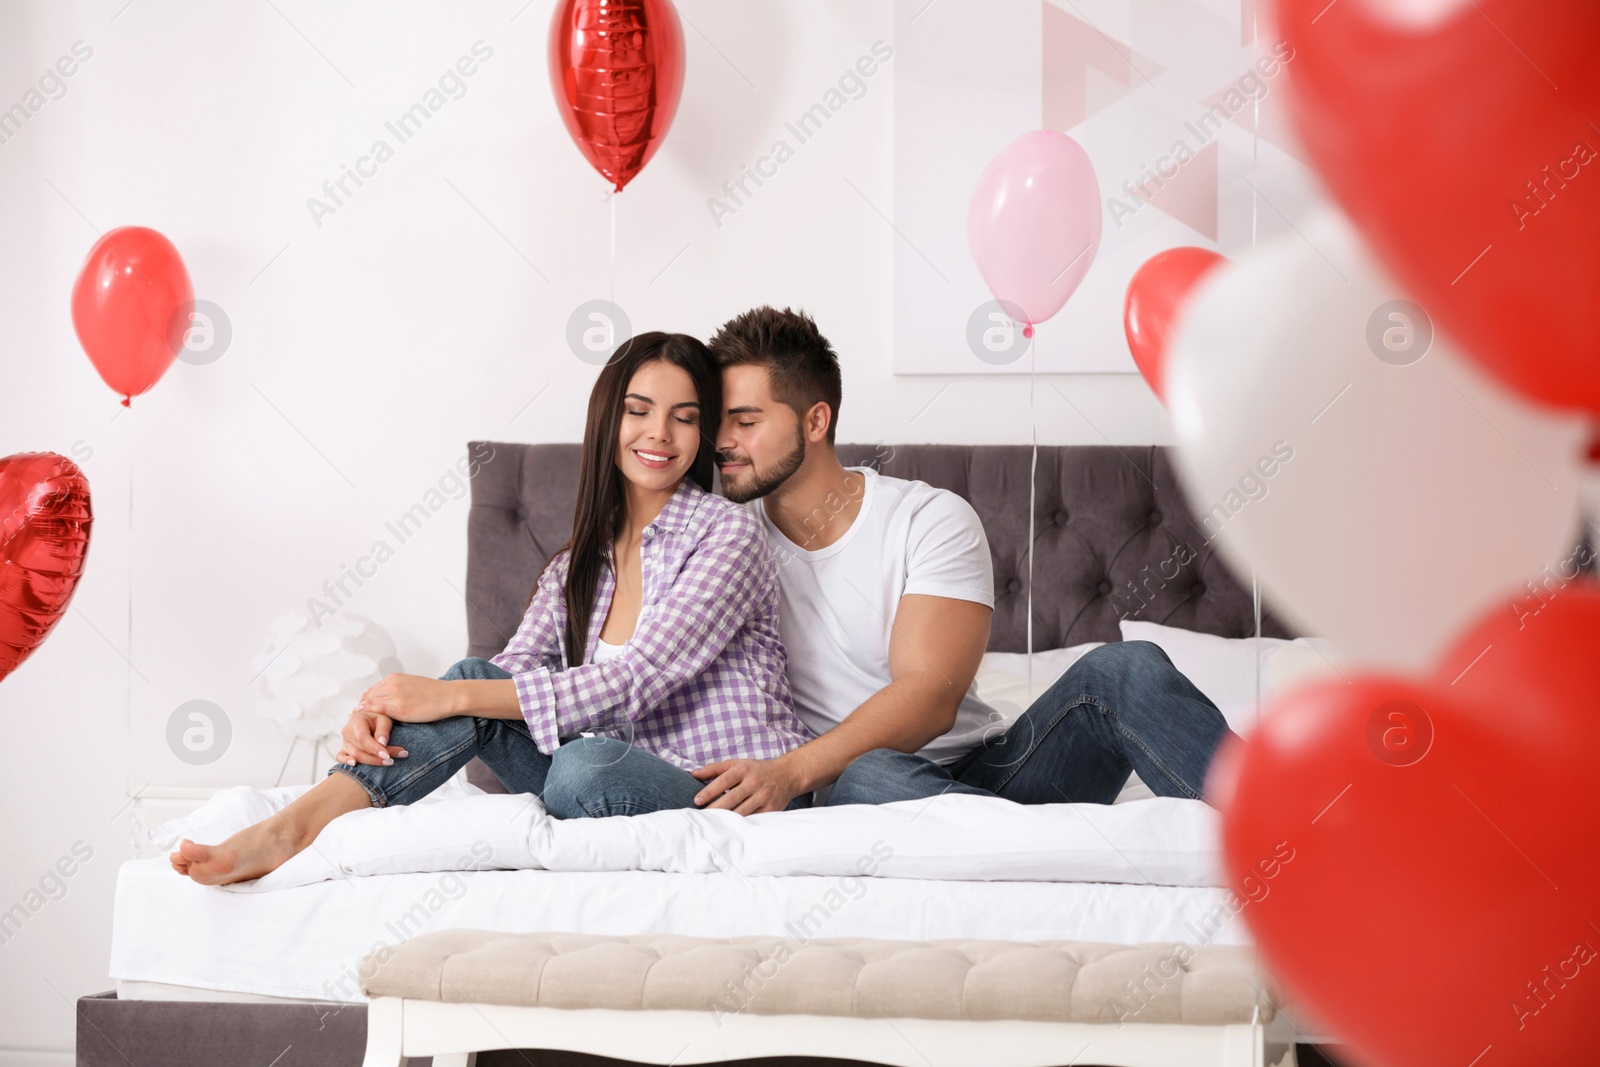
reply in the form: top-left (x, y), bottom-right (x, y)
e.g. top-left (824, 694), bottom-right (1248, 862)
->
top-left (94, 443), bottom-right (1315, 1066)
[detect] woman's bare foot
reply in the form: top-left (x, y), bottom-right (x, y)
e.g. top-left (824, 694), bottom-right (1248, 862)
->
top-left (168, 772), bottom-right (373, 886)
top-left (169, 819), bottom-right (298, 885)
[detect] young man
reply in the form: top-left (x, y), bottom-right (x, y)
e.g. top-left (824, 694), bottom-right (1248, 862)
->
top-left (688, 306), bottom-right (1238, 814)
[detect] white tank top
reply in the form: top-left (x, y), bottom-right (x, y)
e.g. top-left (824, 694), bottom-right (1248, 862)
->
top-left (592, 638), bottom-right (627, 663)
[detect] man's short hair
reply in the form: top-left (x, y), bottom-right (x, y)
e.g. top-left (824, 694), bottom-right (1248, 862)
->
top-left (708, 306), bottom-right (842, 443)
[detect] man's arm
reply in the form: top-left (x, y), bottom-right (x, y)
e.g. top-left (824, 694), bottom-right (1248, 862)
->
top-left (693, 593), bottom-right (992, 811)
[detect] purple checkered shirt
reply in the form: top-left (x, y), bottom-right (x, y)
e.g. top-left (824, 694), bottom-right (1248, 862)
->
top-left (490, 478), bottom-right (811, 770)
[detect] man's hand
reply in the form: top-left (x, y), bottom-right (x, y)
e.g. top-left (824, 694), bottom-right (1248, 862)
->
top-left (691, 756), bottom-right (806, 815)
top-left (356, 673), bottom-right (457, 725)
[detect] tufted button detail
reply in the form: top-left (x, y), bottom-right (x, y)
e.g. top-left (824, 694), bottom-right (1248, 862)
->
top-left (1054, 510), bottom-right (1068, 525)
top-left (1192, 583), bottom-right (1206, 596)
top-left (1097, 580), bottom-right (1112, 596)
top-left (1006, 579), bottom-right (1021, 594)
top-left (1148, 511), bottom-right (1162, 526)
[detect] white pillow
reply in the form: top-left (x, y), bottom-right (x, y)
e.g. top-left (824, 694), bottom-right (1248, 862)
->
top-left (1118, 619), bottom-right (1335, 734)
top-left (1262, 642), bottom-right (1346, 702)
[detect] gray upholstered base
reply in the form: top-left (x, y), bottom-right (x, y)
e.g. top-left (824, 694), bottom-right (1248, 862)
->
top-left (78, 993), bottom-right (1347, 1065)
top-left (74, 992), bottom-right (915, 1066)
top-left (75, 993), bottom-right (369, 1067)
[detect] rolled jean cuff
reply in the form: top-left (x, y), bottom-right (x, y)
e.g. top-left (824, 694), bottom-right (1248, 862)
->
top-left (327, 762), bottom-right (387, 808)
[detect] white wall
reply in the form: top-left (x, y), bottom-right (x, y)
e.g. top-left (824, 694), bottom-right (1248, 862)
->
top-left (0, 1), bottom-right (1169, 1059)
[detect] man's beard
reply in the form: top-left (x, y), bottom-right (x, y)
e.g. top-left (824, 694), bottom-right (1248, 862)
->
top-left (719, 430), bottom-right (806, 504)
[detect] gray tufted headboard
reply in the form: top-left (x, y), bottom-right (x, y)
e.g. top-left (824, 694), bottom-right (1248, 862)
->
top-left (464, 441), bottom-right (1297, 662)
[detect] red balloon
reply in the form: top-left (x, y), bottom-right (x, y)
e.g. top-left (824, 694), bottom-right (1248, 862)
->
top-left (548, 0), bottom-right (684, 192)
top-left (71, 227), bottom-right (192, 406)
top-left (1122, 247), bottom-right (1224, 400)
top-left (0, 453), bottom-right (93, 684)
top-left (1217, 589), bottom-right (1600, 1067)
top-left (1274, 0), bottom-right (1600, 412)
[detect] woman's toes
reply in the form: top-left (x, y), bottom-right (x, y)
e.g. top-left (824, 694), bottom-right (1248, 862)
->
top-left (175, 838), bottom-right (240, 884)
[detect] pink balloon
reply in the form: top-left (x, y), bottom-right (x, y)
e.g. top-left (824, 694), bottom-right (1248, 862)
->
top-left (967, 131), bottom-right (1102, 331)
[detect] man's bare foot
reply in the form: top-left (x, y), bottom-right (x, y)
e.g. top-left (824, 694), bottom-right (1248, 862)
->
top-left (169, 819), bottom-right (298, 886)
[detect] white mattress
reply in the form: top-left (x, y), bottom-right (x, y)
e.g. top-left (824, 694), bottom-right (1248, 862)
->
top-left (110, 857), bottom-right (1250, 1002)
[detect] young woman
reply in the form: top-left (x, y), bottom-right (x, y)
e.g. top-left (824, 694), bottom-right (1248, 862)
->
top-left (172, 332), bottom-right (813, 886)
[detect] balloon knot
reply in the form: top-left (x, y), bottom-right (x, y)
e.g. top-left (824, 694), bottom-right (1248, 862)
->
top-left (121, 396), bottom-right (131, 408)
top-left (1022, 324), bottom-right (1034, 339)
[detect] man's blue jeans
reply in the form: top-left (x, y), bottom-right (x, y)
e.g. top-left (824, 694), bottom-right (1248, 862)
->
top-left (827, 641), bottom-right (1238, 806)
top-left (328, 658), bottom-right (716, 819)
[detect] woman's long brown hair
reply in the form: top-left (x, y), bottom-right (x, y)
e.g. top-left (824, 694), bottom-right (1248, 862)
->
top-left (537, 331), bottom-right (721, 667)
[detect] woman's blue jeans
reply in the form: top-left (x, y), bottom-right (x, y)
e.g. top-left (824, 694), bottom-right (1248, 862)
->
top-left (327, 658), bottom-right (743, 819)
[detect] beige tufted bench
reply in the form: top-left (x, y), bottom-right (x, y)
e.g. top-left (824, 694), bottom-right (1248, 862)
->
top-left (358, 930), bottom-right (1293, 1067)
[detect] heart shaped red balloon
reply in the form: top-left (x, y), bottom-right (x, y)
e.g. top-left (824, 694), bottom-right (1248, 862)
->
top-left (0, 454), bottom-right (94, 683)
top-left (548, 0), bottom-right (684, 192)
top-left (1218, 589), bottom-right (1600, 1066)
top-left (1274, 0), bottom-right (1600, 412)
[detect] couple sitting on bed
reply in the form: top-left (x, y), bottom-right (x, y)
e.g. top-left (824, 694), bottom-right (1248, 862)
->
top-left (172, 307), bottom-right (1238, 886)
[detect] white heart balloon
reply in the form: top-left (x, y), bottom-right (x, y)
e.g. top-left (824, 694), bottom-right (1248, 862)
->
top-left (1165, 207), bottom-right (1586, 672)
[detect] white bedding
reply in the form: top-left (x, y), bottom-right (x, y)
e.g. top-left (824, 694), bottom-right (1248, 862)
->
top-left (116, 634), bottom-right (1281, 1003)
top-left (110, 858), bottom-right (1250, 1002)
top-left (146, 780), bottom-right (1223, 892)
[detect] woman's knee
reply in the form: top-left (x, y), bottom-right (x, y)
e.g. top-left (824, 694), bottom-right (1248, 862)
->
top-left (829, 747), bottom-right (918, 805)
top-left (383, 714), bottom-right (478, 759)
top-left (542, 737), bottom-right (633, 818)
top-left (440, 657), bottom-right (511, 681)
top-left (845, 747), bottom-right (914, 774)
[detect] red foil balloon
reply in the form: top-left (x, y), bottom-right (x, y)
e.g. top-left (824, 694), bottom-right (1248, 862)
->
top-left (548, 0), bottom-right (684, 192)
top-left (71, 226), bottom-right (192, 406)
top-left (1216, 589), bottom-right (1600, 1067)
top-left (0, 454), bottom-right (93, 684)
top-left (1123, 247), bottom-right (1225, 401)
top-left (1273, 0), bottom-right (1600, 412)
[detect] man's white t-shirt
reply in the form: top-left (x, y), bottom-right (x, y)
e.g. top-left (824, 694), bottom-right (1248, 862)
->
top-left (754, 466), bottom-right (1000, 765)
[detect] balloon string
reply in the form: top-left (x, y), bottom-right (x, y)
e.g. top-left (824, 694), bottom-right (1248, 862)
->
top-left (1250, 176), bottom-right (1258, 251)
top-left (1253, 565), bottom-right (1262, 710)
top-left (1026, 330), bottom-right (1037, 700)
top-left (1248, 10), bottom-right (1260, 726)
top-left (609, 192), bottom-right (617, 308)
top-left (126, 423), bottom-right (133, 796)
top-left (1249, 13), bottom-right (1263, 699)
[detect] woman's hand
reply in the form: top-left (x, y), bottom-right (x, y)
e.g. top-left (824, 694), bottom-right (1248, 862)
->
top-left (356, 673), bottom-right (457, 724)
top-left (335, 706), bottom-right (406, 766)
